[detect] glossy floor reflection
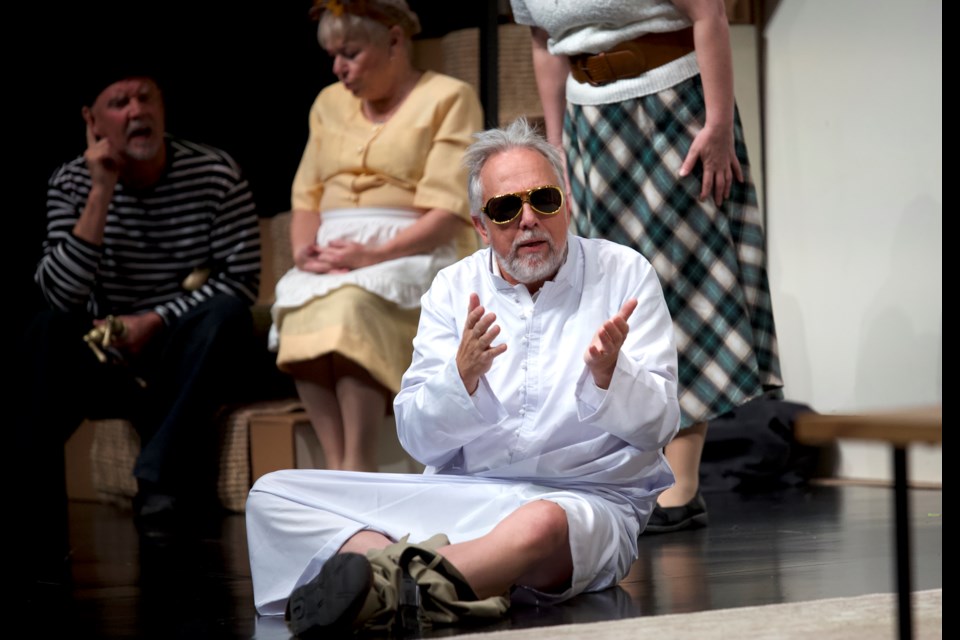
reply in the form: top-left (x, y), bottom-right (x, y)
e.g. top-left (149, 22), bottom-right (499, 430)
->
top-left (49, 484), bottom-right (941, 638)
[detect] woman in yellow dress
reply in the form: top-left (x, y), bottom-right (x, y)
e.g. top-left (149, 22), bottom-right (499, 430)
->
top-left (270, 0), bottom-right (483, 471)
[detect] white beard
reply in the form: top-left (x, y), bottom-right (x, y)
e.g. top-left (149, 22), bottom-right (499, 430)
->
top-left (495, 231), bottom-right (568, 285)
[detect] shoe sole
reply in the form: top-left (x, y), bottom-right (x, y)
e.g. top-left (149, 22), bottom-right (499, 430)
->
top-left (642, 511), bottom-right (709, 534)
top-left (286, 553), bottom-right (373, 638)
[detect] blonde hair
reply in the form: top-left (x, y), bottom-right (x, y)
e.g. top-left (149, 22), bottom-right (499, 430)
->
top-left (312, 0), bottom-right (421, 48)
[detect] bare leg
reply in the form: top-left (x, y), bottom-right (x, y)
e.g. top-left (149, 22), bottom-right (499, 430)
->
top-left (439, 501), bottom-right (572, 598)
top-left (658, 421), bottom-right (707, 507)
top-left (339, 500), bottom-right (573, 598)
top-left (340, 530), bottom-right (392, 555)
top-left (336, 501), bottom-right (573, 600)
top-left (291, 356), bottom-right (346, 470)
top-left (333, 355), bottom-right (387, 473)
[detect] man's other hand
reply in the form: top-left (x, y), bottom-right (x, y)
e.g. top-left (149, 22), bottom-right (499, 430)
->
top-left (96, 311), bottom-right (164, 358)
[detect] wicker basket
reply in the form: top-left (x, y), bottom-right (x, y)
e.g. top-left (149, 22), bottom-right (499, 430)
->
top-left (414, 23), bottom-right (544, 127)
top-left (87, 398), bottom-right (304, 513)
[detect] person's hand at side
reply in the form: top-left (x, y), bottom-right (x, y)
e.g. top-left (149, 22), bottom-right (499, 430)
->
top-left (457, 293), bottom-right (507, 395)
top-left (584, 298), bottom-right (637, 390)
top-left (673, 0), bottom-right (743, 206)
top-left (679, 120), bottom-right (743, 206)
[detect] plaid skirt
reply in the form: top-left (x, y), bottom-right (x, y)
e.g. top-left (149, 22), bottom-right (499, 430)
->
top-left (564, 74), bottom-right (783, 428)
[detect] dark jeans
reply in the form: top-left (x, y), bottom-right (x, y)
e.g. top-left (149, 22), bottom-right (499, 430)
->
top-left (15, 295), bottom-right (254, 580)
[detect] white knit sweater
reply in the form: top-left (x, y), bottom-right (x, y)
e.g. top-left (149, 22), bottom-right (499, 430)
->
top-left (510, 0), bottom-right (701, 105)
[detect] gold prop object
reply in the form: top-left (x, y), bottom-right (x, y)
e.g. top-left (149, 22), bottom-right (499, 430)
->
top-left (83, 316), bottom-right (147, 388)
top-left (182, 267), bottom-right (211, 292)
top-left (84, 315), bottom-right (126, 363)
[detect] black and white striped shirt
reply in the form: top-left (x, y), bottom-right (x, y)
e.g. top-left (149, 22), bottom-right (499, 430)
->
top-left (37, 136), bottom-right (261, 323)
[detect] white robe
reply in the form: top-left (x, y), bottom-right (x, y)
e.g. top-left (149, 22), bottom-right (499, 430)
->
top-left (246, 234), bottom-right (680, 615)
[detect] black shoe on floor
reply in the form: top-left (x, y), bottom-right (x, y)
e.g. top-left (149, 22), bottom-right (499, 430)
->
top-left (286, 553), bottom-right (373, 638)
top-left (133, 489), bottom-right (179, 543)
top-left (643, 490), bottom-right (709, 534)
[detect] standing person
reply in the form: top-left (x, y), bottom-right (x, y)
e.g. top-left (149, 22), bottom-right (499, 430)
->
top-left (245, 118), bottom-right (680, 636)
top-left (18, 58), bottom-right (261, 593)
top-left (268, 0), bottom-right (484, 472)
top-left (510, 0), bottom-right (783, 532)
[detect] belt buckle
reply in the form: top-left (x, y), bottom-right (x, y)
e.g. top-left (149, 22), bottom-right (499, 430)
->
top-left (576, 52), bottom-right (611, 87)
top-left (574, 54), bottom-right (600, 86)
top-left (576, 46), bottom-right (648, 86)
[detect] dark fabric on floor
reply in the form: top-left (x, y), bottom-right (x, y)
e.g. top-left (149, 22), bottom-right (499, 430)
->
top-left (700, 395), bottom-right (822, 493)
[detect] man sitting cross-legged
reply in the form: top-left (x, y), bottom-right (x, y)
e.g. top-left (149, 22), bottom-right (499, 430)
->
top-left (245, 117), bottom-right (680, 636)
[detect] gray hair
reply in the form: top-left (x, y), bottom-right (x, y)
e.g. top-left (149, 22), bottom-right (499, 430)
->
top-left (463, 117), bottom-right (566, 220)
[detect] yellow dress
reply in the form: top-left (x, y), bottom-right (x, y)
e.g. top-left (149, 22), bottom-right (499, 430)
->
top-left (271, 71), bottom-right (484, 394)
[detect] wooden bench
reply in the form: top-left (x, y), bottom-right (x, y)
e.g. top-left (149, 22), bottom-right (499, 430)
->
top-left (794, 405), bottom-right (942, 640)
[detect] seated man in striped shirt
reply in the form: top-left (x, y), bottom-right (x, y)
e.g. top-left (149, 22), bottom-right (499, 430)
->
top-left (17, 60), bottom-right (261, 582)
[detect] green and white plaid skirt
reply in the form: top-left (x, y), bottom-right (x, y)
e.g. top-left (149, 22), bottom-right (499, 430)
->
top-left (564, 74), bottom-right (783, 428)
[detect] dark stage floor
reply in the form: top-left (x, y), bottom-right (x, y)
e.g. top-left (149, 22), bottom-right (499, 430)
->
top-left (38, 483), bottom-right (942, 638)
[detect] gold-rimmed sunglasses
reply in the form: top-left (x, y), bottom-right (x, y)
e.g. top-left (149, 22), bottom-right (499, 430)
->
top-left (481, 185), bottom-right (564, 225)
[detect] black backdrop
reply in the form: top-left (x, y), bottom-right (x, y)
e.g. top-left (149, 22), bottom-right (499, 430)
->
top-left (14, 0), bottom-right (493, 321)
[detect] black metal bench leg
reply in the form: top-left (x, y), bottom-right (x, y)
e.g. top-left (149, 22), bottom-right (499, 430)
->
top-left (893, 446), bottom-right (913, 640)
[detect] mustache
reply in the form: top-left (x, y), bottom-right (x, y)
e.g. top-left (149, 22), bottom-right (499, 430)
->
top-left (125, 118), bottom-right (152, 135)
top-left (511, 230), bottom-right (552, 252)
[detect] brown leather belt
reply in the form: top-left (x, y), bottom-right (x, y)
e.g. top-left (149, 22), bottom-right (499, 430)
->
top-left (569, 27), bottom-right (695, 86)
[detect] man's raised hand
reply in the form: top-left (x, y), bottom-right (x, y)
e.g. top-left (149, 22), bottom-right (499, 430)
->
top-left (456, 293), bottom-right (507, 395)
top-left (584, 298), bottom-right (638, 390)
top-left (82, 114), bottom-right (121, 192)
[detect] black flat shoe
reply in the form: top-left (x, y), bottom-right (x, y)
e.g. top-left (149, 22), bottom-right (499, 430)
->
top-left (286, 553), bottom-right (373, 638)
top-left (133, 490), bottom-right (180, 543)
top-left (642, 490), bottom-right (709, 534)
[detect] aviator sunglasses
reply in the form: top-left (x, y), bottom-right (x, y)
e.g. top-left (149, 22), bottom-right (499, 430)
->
top-left (482, 185), bottom-right (565, 225)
